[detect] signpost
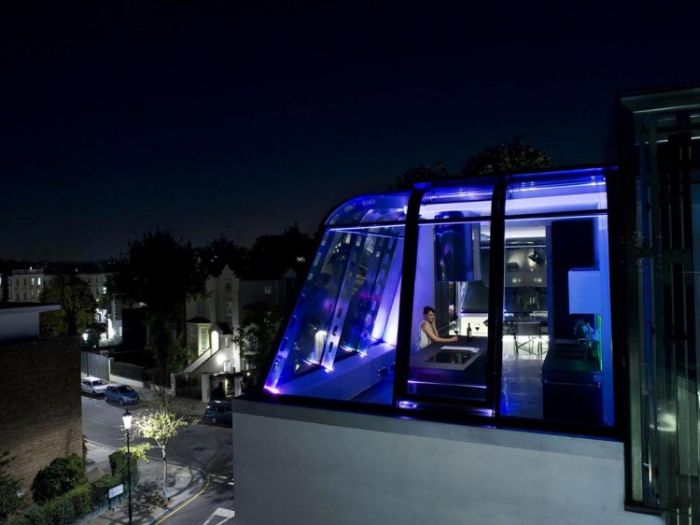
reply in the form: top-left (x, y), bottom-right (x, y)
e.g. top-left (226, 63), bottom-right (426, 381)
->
top-left (108, 483), bottom-right (124, 510)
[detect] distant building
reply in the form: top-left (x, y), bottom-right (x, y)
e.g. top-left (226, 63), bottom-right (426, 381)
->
top-left (185, 264), bottom-right (241, 373)
top-left (7, 267), bottom-right (110, 304)
top-left (0, 304), bottom-right (82, 492)
top-left (182, 265), bottom-right (297, 399)
top-left (8, 268), bottom-right (46, 303)
top-left (6, 267), bottom-right (120, 343)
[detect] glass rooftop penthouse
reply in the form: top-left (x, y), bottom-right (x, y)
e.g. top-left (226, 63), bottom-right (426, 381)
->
top-left (263, 166), bottom-right (617, 433)
top-left (234, 86), bottom-right (700, 525)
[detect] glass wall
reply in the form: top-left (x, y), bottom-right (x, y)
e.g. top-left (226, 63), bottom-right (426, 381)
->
top-left (264, 225), bottom-right (404, 405)
top-left (262, 167), bottom-right (617, 433)
top-left (500, 172), bottom-right (614, 427)
top-left (407, 184), bottom-right (493, 403)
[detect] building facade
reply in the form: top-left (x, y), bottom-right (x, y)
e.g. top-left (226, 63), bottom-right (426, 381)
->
top-left (0, 305), bottom-right (82, 492)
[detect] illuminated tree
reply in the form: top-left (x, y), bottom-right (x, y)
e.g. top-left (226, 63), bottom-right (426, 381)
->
top-left (132, 388), bottom-right (192, 502)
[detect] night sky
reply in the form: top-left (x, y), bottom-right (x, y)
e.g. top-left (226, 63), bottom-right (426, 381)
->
top-left (3, 2), bottom-right (700, 261)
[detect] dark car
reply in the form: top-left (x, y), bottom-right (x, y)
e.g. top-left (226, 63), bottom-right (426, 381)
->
top-left (204, 400), bottom-right (233, 425)
top-left (104, 384), bottom-right (139, 405)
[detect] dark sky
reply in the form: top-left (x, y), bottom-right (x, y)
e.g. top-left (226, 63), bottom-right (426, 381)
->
top-left (3, 1), bottom-right (699, 261)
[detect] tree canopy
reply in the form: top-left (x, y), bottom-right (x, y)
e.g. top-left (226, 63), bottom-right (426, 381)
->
top-left (235, 302), bottom-right (284, 388)
top-left (110, 231), bottom-right (206, 317)
top-left (109, 231), bottom-right (207, 378)
top-left (395, 139), bottom-right (553, 189)
top-left (241, 224), bottom-right (316, 280)
top-left (133, 388), bottom-right (191, 501)
top-left (459, 139), bottom-right (553, 178)
top-left (40, 273), bottom-right (96, 336)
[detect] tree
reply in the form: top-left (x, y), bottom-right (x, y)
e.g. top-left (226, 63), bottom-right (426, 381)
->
top-left (0, 452), bottom-right (24, 521)
top-left (234, 303), bottom-right (284, 388)
top-left (40, 273), bottom-right (96, 336)
top-left (199, 235), bottom-right (248, 277)
top-left (30, 454), bottom-right (87, 504)
top-left (393, 140), bottom-right (553, 189)
top-left (132, 388), bottom-right (191, 502)
top-left (459, 139), bottom-right (553, 178)
top-left (395, 161), bottom-right (450, 190)
top-left (242, 224), bottom-right (315, 280)
top-left (110, 231), bottom-right (207, 381)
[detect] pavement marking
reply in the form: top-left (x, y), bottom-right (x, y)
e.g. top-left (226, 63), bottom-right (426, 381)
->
top-left (153, 471), bottom-right (210, 525)
top-left (202, 507), bottom-right (236, 525)
top-left (210, 475), bottom-right (233, 484)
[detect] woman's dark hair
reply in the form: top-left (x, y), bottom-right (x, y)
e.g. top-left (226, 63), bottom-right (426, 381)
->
top-left (423, 306), bottom-right (435, 315)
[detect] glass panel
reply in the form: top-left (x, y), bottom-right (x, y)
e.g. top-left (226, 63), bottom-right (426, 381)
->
top-left (264, 225), bottom-right (405, 405)
top-left (500, 214), bottom-right (614, 428)
top-left (419, 183), bottom-right (494, 220)
top-left (505, 168), bottom-right (607, 216)
top-left (407, 219), bottom-right (491, 403)
top-left (326, 192), bottom-right (410, 226)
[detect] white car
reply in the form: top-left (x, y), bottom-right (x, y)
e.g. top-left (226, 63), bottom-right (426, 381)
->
top-left (81, 376), bottom-right (109, 396)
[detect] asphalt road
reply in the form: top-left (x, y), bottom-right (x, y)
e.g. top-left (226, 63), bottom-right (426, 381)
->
top-left (82, 395), bottom-right (236, 524)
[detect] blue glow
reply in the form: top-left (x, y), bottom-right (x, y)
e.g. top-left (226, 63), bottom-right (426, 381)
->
top-left (326, 192), bottom-right (410, 226)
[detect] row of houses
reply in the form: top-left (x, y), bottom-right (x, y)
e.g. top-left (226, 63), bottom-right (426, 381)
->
top-left (1, 267), bottom-right (109, 304)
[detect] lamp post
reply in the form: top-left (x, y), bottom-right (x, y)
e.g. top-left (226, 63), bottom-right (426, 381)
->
top-left (122, 409), bottom-right (133, 525)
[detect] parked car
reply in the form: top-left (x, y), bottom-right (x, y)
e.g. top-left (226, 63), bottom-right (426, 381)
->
top-left (104, 384), bottom-right (139, 405)
top-left (204, 399), bottom-right (233, 425)
top-left (81, 376), bottom-right (109, 396)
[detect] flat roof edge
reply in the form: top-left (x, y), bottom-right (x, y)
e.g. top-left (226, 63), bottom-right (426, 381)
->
top-left (233, 398), bottom-right (623, 461)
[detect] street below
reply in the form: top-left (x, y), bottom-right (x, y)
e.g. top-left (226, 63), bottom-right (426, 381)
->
top-left (82, 394), bottom-right (235, 524)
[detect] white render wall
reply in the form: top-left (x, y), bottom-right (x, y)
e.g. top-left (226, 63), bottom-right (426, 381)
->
top-left (232, 401), bottom-right (663, 525)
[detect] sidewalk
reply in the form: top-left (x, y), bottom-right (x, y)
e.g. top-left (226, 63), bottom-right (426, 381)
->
top-left (84, 440), bottom-right (205, 524)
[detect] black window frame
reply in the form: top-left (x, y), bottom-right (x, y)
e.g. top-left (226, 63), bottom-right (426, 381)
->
top-left (254, 166), bottom-right (624, 441)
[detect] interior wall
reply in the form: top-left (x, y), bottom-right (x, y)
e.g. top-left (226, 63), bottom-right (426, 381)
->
top-left (232, 401), bottom-right (662, 525)
top-left (411, 227), bottom-right (435, 351)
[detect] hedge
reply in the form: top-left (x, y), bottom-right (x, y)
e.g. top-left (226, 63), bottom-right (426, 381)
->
top-left (9, 470), bottom-right (130, 525)
top-left (8, 449), bottom-right (140, 524)
top-left (108, 450), bottom-right (139, 488)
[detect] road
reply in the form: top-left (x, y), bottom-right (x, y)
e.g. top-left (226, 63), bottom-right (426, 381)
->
top-left (82, 395), bottom-right (236, 524)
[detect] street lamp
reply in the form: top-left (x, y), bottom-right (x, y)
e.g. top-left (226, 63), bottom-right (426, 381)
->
top-left (122, 409), bottom-right (133, 525)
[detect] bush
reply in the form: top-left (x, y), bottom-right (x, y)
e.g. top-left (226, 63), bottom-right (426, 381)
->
top-left (7, 483), bottom-right (95, 525)
top-left (108, 450), bottom-right (139, 488)
top-left (31, 454), bottom-right (87, 504)
top-left (7, 505), bottom-right (46, 525)
top-left (65, 484), bottom-right (91, 517)
top-left (0, 452), bottom-right (25, 522)
top-left (89, 474), bottom-right (117, 507)
top-left (42, 497), bottom-right (74, 525)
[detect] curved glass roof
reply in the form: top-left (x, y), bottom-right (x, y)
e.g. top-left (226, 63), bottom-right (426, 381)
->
top-left (506, 167), bottom-right (608, 215)
top-left (325, 192), bottom-right (410, 226)
top-left (419, 183), bottom-right (494, 220)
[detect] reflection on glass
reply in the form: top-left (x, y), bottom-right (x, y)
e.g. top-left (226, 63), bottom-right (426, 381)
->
top-left (501, 212), bottom-right (614, 428)
top-left (265, 226), bottom-right (404, 405)
top-left (408, 218), bottom-right (491, 403)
